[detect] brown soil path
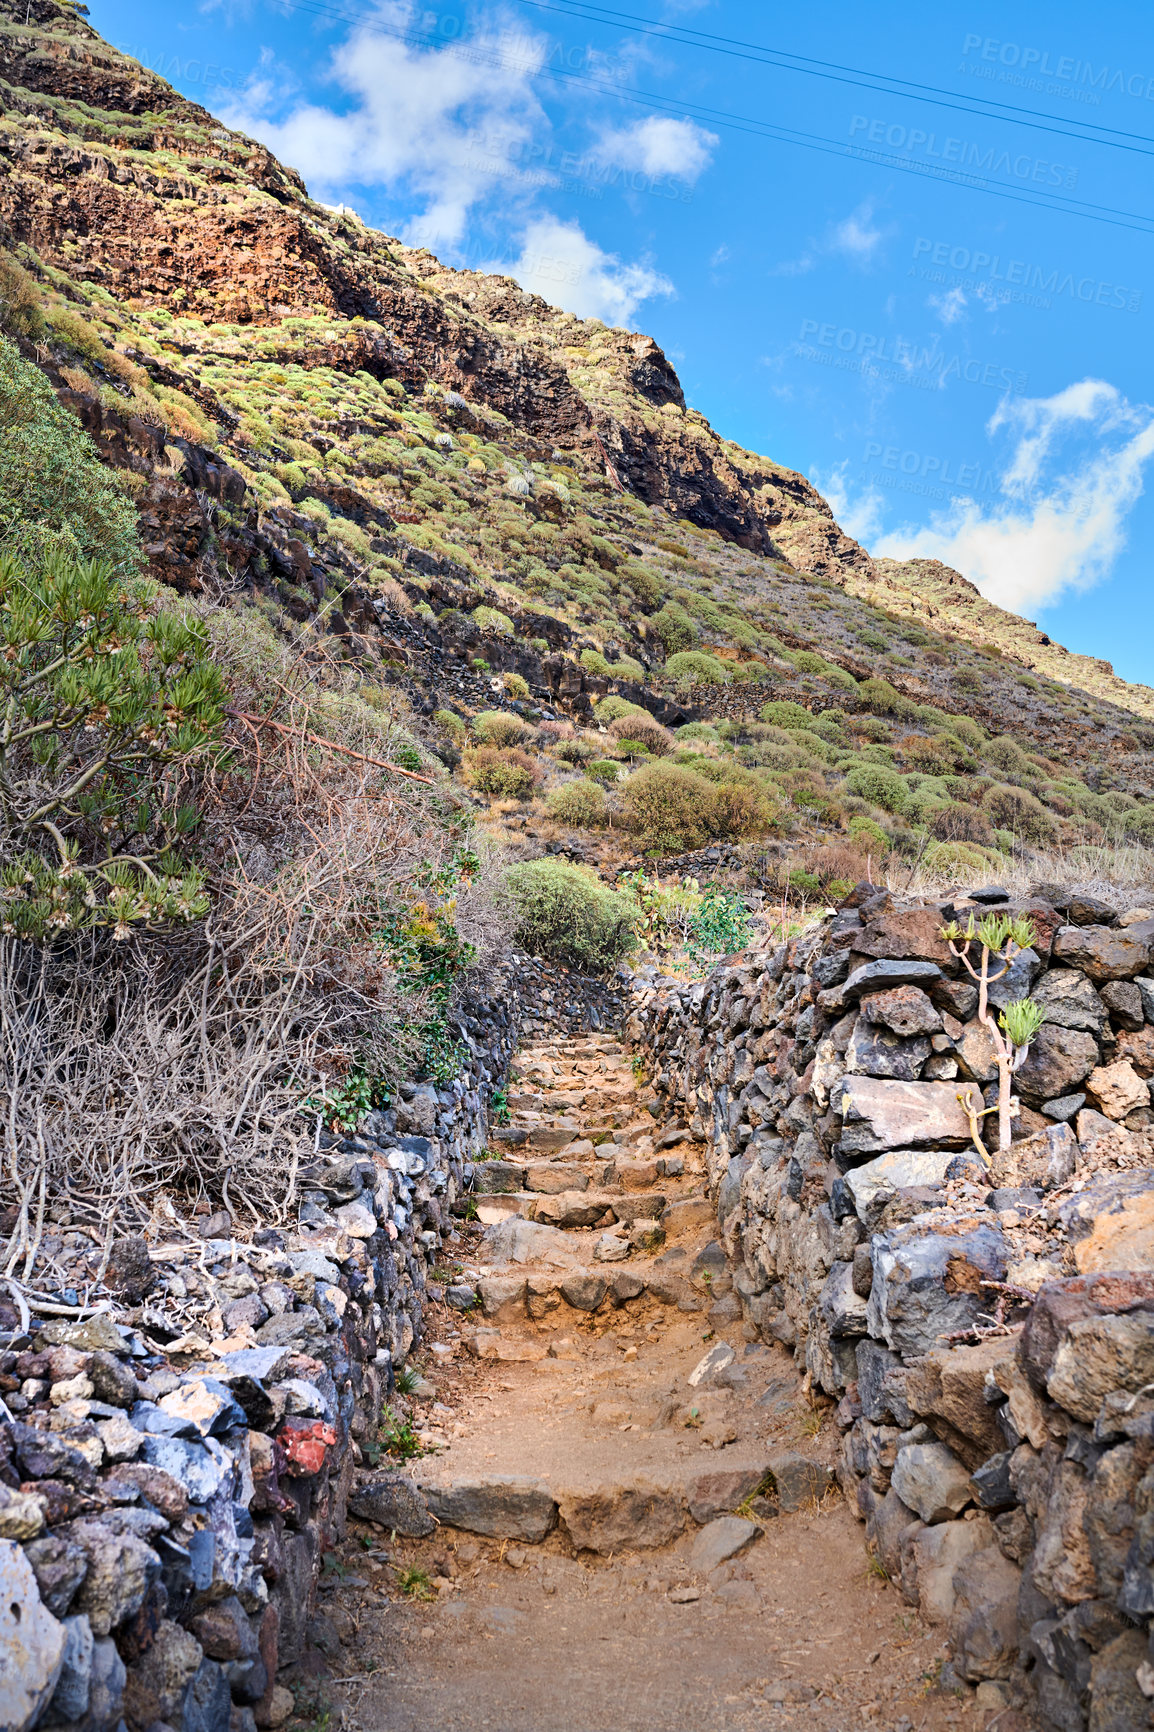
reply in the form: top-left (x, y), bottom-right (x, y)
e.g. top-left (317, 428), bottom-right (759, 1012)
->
top-left (313, 1034), bottom-right (973, 1732)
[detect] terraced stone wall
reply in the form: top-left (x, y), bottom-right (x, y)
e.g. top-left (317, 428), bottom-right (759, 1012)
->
top-left (0, 981), bottom-right (518, 1732)
top-left (626, 886), bottom-right (1154, 1730)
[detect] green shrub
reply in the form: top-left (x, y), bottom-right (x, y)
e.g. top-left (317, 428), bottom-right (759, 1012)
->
top-left (556, 737), bottom-right (595, 765)
top-left (856, 677), bottom-right (916, 719)
top-left (845, 761), bottom-right (910, 814)
top-left (789, 650), bottom-right (827, 674)
top-left (0, 334), bottom-right (139, 569)
top-left (984, 735), bottom-right (1031, 777)
top-left (472, 709), bottom-right (531, 747)
top-left (664, 650), bottom-right (728, 685)
top-left (759, 701), bottom-right (812, 730)
top-left (586, 758), bottom-right (620, 785)
top-left (463, 746), bottom-right (539, 798)
top-left (580, 647), bottom-right (613, 678)
top-left (501, 671), bottom-right (531, 700)
top-left (847, 815), bottom-right (891, 855)
top-left (649, 602), bottom-right (696, 654)
top-left (981, 782), bottom-right (1057, 841)
top-left (546, 779), bottom-right (607, 827)
top-left (855, 715), bottom-right (891, 742)
top-left (622, 761), bottom-right (716, 850)
top-left (923, 840), bottom-right (1001, 878)
top-left (1122, 807), bottom-right (1154, 843)
top-left (471, 605), bottom-right (514, 635)
top-left (504, 858), bottom-right (637, 969)
top-left (595, 695), bottom-right (647, 724)
top-left (0, 551), bottom-right (224, 942)
top-left (433, 708), bottom-right (465, 741)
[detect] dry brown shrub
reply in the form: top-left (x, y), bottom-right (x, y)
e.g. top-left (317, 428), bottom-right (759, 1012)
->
top-left (608, 712), bottom-right (674, 756)
top-left (810, 842), bottom-right (871, 887)
top-left (0, 608), bottom-right (513, 1259)
top-left (929, 802), bottom-right (996, 845)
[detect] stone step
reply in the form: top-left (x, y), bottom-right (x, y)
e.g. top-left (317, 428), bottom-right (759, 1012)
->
top-left (401, 1452), bottom-right (833, 1551)
top-left (474, 1189), bottom-right (671, 1230)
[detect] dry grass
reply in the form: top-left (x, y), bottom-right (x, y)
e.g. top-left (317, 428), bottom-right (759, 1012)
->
top-left (892, 840), bottom-right (1154, 908)
top-left (1, 606), bottom-right (514, 1267)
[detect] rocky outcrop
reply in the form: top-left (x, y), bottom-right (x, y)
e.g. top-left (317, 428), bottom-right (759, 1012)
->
top-left (5, 0), bottom-right (1154, 724)
top-left (627, 886), bottom-right (1154, 1727)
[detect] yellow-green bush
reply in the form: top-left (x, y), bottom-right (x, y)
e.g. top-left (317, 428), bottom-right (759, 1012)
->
top-left (664, 650), bottom-right (729, 685)
top-left (546, 779), bottom-right (607, 827)
top-left (504, 858), bottom-right (637, 968)
top-left (981, 782), bottom-right (1056, 841)
top-left (844, 761), bottom-right (909, 814)
top-left (463, 747), bottom-right (539, 799)
top-left (472, 709), bottom-right (532, 747)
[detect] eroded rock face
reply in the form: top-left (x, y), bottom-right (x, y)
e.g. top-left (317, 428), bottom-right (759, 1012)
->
top-left (0, 1538), bottom-right (67, 1732)
top-left (556, 1479), bottom-right (686, 1552)
top-left (837, 1076), bottom-right (972, 1154)
top-left (1052, 924), bottom-right (1153, 982)
top-left (868, 1221), bottom-right (1008, 1356)
top-left (419, 1477), bottom-right (558, 1543)
top-left (1014, 1024), bottom-right (1100, 1102)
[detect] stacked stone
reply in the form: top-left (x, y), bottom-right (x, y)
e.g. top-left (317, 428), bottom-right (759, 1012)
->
top-left (627, 883), bottom-right (1154, 1730)
top-left (0, 987), bottom-right (517, 1732)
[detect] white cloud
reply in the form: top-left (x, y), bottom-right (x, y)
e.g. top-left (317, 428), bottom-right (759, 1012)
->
top-left (815, 463), bottom-right (887, 546)
top-left (872, 381), bottom-right (1154, 615)
top-left (770, 199), bottom-right (886, 277)
top-left (928, 285), bottom-right (967, 325)
top-left (218, 3), bottom-right (550, 249)
top-left (594, 115), bottom-right (718, 181)
top-left (497, 216), bottom-right (673, 325)
top-left (830, 201), bottom-right (884, 263)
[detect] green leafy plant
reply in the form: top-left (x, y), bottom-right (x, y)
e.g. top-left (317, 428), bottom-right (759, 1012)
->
top-left (0, 552), bottom-right (226, 942)
top-left (0, 334), bottom-right (139, 570)
top-left (380, 1404), bottom-right (423, 1460)
top-left (395, 1565), bottom-right (434, 1600)
top-left (393, 1366), bottom-right (421, 1395)
top-left (687, 883), bottom-right (752, 964)
top-left (941, 913), bottom-right (1045, 1156)
top-left (490, 1085), bottom-right (511, 1125)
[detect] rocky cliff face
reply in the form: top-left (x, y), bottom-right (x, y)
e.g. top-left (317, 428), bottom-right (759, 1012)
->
top-left (3, 0), bottom-right (1149, 729)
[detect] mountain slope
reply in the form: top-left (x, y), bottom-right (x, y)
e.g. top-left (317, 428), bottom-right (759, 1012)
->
top-left (2, 0), bottom-right (1153, 887)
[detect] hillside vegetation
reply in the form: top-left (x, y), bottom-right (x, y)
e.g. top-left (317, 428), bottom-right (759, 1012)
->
top-left (0, 0), bottom-right (1153, 1055)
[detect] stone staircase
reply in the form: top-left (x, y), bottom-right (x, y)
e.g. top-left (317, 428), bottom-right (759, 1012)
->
top-left (471, 1033), bottom-right (703, 1251)
top-left (395, 1029), bottom-right (839, 1554)
top-left (332, 1029), bottom-right (958, 1732)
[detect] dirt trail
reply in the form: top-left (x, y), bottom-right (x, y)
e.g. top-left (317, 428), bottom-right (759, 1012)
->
top-left (315, 1033), bottom-right (973, 1732)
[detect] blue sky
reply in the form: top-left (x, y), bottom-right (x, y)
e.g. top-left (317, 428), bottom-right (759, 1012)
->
top-left (91, 0), bottom-right (1154, 685)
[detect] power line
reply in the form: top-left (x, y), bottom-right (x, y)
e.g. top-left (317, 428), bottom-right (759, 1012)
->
top-left (512, 0), bottom-right (1154, 159)
top-left (238, 0), bottom-right (1154, 236)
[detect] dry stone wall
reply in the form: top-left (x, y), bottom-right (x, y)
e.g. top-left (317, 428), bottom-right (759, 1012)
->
top-left (0, 983), bottom-right (517, 1732)
top-left (626, 884), bottom-right (1154, 1730)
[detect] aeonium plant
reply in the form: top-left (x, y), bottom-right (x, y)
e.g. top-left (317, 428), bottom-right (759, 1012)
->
top-left (939, 911), bottom-right (1047, 1160)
